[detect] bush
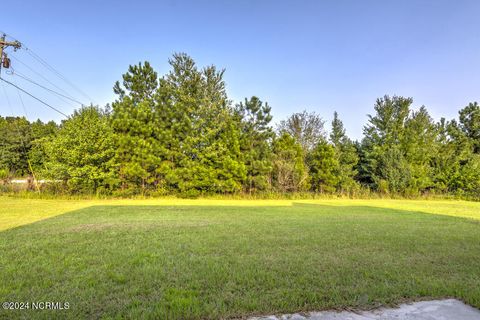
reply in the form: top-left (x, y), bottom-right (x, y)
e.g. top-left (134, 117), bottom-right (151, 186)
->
top-left (178, 189), bottom-right (201, 199)
top-left (0, 168), bottom-right (10, 184)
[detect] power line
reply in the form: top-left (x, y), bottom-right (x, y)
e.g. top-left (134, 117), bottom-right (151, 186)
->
top-left (11, 75), bottom-right (29, 118)
top-left (0, 76), bottom-right (69, 118)
top-left (0, 31), bottom-right (94, 103)
top-left (9, 54), bottom-right (80, 103)
top-left (25, 48), bottom-right (95, 103)
top-left (12, 70), bottom-right (85, 106)
top-left (0, 31), bottom-right (19, 42)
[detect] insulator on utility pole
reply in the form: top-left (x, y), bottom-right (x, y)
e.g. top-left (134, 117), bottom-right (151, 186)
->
top-left (0, 33), bottom-right (22, 75)
top-left (2, 54), bottom-right (10, 68)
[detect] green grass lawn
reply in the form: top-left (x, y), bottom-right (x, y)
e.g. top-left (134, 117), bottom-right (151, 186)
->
top-left (0, 198), bottom-right (479, 319)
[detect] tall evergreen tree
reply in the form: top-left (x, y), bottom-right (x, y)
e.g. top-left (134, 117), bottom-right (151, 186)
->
top-left (458, 102), bottom-right (480, 154)
top-left (431, 116), bottom-right (480, 196)
top-left (361, 95), bottom-right (412, 193)
top-left (111, 61), bottom-right (161, 192)
top-left (402, 106), bottom-right (437, 193)
top-left (330, 111), bottom-right (359, 193)
top-left (156, 53), bottom-right (245, 195)
top-left (235, 96), bottom-right (274, 193)
top-left (308, 140), bottom-right (338, 193)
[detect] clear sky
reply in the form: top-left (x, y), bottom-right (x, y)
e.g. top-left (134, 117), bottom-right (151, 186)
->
top-left (1, 0), bottom-right (479, 140)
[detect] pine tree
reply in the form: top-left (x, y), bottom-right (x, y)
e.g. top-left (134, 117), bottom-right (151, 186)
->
top-left (458, 102), bottom-right (480, 154)
top-left (402, 106), bottom-right (437, 193)
top-left (156, 53), bottom-right (245, 196)
top-left (361, 95), bottom-right (412, 193)
top-left (308, 140), bottom-right (338, 193)
top-left (330, 111), bottom-right (359, 193)
top-left (111, 61), bottom-right (161, 193)
top-left (235, 96), bottom-right (274, 193)
top-left (431, 116), bottom-right (480, 196)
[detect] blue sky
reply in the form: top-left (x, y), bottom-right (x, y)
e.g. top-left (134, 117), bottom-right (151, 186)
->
top-left (1, 0), bottom-right (479, 139)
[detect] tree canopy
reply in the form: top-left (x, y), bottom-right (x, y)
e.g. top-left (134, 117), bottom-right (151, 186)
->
top-left (1, 55), bottom-right (478, 199)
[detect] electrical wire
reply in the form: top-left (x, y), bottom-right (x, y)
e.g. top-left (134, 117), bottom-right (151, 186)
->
top-left (2, 32), bottom-right (77, 108)
top-left (25, 48), bottom-right (95, 103)
top-left (9, 54), bottom-right (80, 103)
top-left (0, 77), bottom-right (69, 118)
top-left (12, 69), bottom-right (84, 106)
top-left (0, 31), bottom-right (19, 42)
top-left (1, 30), bottom-right (94, 103)
top-left (10, 75), bottom-right (29, 118)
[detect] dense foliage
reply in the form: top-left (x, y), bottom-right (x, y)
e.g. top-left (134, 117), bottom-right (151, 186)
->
top-left (1, 54), bottom-right (479, 198)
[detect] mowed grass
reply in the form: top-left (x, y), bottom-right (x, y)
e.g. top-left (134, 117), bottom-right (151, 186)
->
top-left (0, 198), bottom-right (479, 319)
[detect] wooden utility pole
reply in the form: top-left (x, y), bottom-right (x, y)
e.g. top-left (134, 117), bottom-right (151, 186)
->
top-left (0, 33), bottom-right (21, 75)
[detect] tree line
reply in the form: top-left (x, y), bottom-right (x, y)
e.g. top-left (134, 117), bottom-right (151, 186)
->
top-left (1, 53), bottom-right (479, 198)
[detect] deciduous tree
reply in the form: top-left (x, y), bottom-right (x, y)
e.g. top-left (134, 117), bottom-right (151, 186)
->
top-left (272, 132), bottom-right (309, 192)
top-left (278, 110), bottom-right (326, 152)
top-left (44, 106), bottom-right (116, 193)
